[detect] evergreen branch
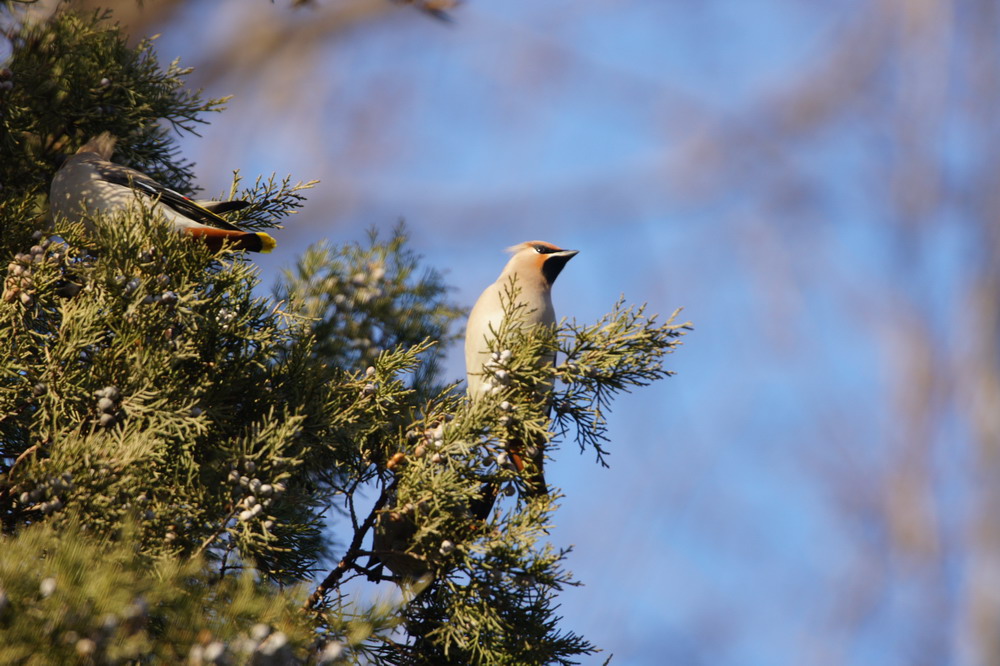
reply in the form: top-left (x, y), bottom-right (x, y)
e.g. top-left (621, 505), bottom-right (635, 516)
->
top-left (8, 443), bottom-right (38, 477)
top-left (275, 224), bottom-right (465, 396)
top-left (304, 479), bottom-right (395, 611)
top-left (220, 172), bottom-right (319, 232)
top-left (553, 300), bottom-right (691, 465)
top-left (191, 506), bottom-right (239, 561)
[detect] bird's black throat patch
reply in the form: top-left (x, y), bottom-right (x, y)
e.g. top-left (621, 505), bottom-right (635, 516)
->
top-left (542, 254), bottom-right (574, 285)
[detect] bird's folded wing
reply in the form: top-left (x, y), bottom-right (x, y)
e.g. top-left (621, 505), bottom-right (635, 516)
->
top-left (197, 200), bottom-right (251, 215)
top-left (92, 162), bottom-right (245, 232)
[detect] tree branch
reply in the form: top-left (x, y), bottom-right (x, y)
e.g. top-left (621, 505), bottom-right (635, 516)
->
top-left (304, 479), bottom-right (395, 610)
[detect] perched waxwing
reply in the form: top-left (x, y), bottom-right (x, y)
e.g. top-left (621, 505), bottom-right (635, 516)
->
top-left (49, 133), bottom-right (276, 253)
top-left (465, 240), bottom-right (578, 500)
top-left (370, 241), bottom-right (577, 582)
top-left (371, 500), bottom-right (431, 581)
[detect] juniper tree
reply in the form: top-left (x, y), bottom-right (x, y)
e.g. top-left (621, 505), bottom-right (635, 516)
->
top-left (0, 6), bottom-right (691, 664)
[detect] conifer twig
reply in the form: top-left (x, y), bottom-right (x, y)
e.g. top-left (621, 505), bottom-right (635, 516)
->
top-left (304, 480), bottom-right (395, 610)
top-left (192, 507), bottom-right (238, 560)
top-left (8, 444), bottom-right (39, 478)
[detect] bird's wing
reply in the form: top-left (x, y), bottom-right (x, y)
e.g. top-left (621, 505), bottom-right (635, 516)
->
top-left (196, 200), bottom-right (251, 215)
top-left (464, 282), bottom-right (503, 396)
top-left (92, 162), bottom-right (245, 232)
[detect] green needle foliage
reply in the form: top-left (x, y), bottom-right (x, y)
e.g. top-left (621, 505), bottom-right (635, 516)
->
top-left (275, 225), bottom-right (464, 397)
top-left (0, 6), bottom-right (691, 665)
top-left (0, 518), bottom-right (315, 664)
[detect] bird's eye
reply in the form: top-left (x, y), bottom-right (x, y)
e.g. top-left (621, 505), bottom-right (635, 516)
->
top-left (533, 244), bottom-right (556, 254)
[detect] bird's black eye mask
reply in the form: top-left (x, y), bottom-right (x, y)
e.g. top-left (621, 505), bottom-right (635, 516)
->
top-left (533, 244), bottom-right (559, 254)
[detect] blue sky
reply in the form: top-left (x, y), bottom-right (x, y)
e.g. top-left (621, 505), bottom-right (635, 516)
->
top-left (144, 1), bottom-right (970, 663)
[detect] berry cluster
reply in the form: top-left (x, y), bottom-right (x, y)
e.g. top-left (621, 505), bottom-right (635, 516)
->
top-left (191, 623), bottom-right (344, 665)
top-left (226, 460), bottom-right (285, 529)
top-left (408, 414), bottom-right (454, 464)
top-left (11, 471), bottom-right (74, 515)
top-left (326, 262), bottom-right (388, 361)
top-left (477, 349), bottom-right (513, 395)
top-left (497, 399), bottom-right (515, 427)
top-left (3, 233), bottom-right (69, 307)
top-left (94, 385), bottom-right (121, 428)
top-left (117, 270), bottom-right (178, 307)
top-left (190, 624), bottom-right (290, 665)
top-left (361, 365), bottom-right (377, 397)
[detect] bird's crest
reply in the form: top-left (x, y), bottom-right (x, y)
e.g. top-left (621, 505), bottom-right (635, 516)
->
top-left (505, 240), bottom-right (562, 254)
top-left (77, 132), bottom-right (116, 160)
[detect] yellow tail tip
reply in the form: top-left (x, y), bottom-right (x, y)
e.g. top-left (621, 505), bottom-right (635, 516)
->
top-left (257, 232), bottom-right (277, 253)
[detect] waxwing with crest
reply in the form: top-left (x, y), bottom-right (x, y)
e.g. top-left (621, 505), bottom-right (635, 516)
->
top-left (370, 240), bottom-right (577, 581)
top-left (464, 240), bottom-right (578, 501)
top-left (49, 133), bottom-right (276, 253)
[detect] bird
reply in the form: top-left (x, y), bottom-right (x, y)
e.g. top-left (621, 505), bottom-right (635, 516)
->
top-left (370, 500), bottom-right (431, 582)
top-left (370, 241), bottom-right (577, 581)
top-left (49, 133), bottom-right (276, 253)
top-left (465, 240), bottom-right (578, 505)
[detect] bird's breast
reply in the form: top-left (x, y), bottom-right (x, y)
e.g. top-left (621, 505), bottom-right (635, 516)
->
top-left (464, 278), bottom-right (556, 395)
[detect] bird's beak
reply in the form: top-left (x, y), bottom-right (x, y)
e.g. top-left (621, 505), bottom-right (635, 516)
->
top-left (541, 249), bottom-right (578, 285)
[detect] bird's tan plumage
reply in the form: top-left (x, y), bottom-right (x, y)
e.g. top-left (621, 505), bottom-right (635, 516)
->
top-left (371, 241), bottom-right (577, 581)
top-left (464, 240), bottom-right (578, 499)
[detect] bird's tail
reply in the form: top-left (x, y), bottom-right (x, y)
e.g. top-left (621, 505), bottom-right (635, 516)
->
top-left (471, 435), bottom-right (547, 522)
top-left (184, 228), bottom-right (276, 253)
top-left (508, 440), bottom-right (548, 498)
